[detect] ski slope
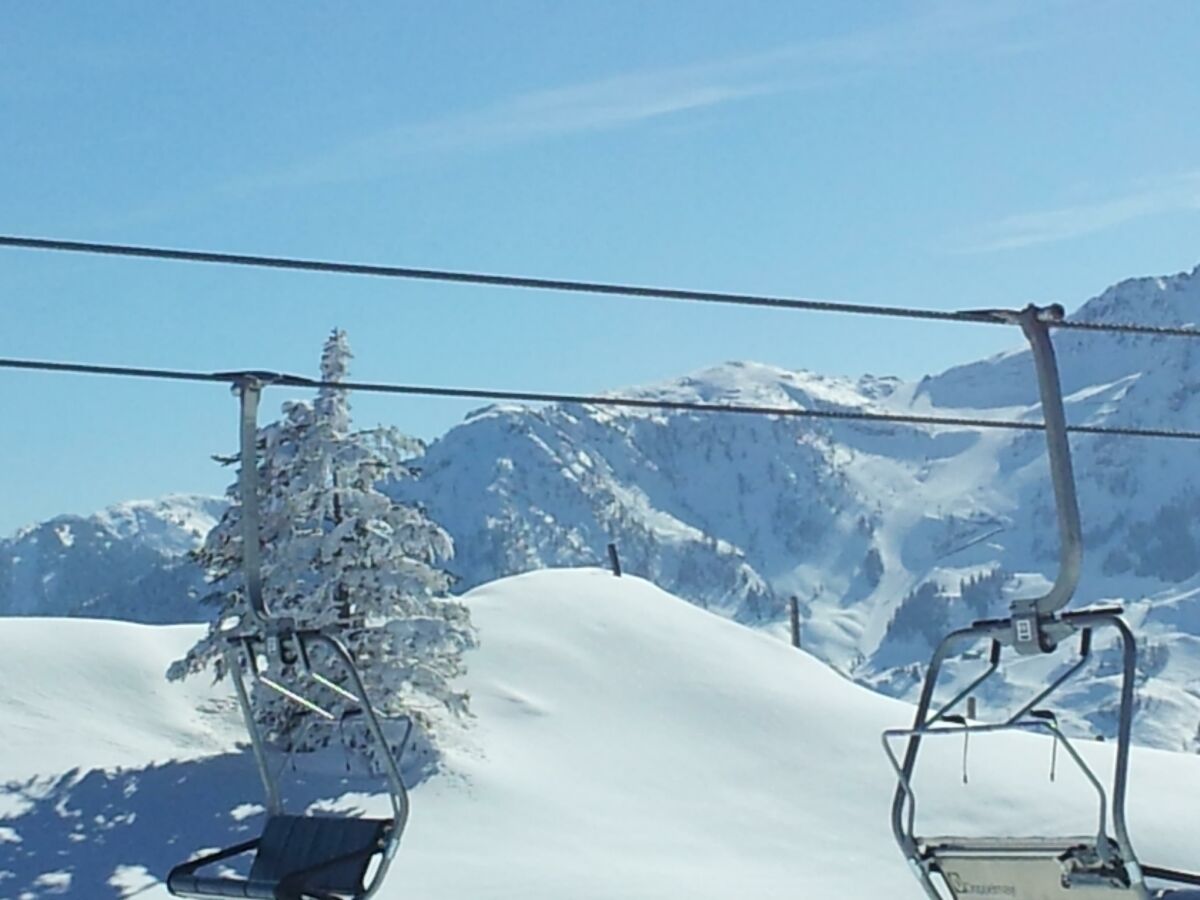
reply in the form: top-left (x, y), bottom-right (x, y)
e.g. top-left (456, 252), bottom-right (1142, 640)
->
top-left (2, 569), bottom-right (1199, 898)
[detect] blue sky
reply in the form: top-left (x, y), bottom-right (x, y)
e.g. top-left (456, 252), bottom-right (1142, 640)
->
top-left (2, 1), bottom-right (1199, 533)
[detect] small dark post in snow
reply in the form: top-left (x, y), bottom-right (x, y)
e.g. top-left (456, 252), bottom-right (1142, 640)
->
top-left (967, 696), bottom-right (977, 720)
top-left (607, 542), bottom-right (622, 577)
top-left (789, 596), bottom-right (801, 649)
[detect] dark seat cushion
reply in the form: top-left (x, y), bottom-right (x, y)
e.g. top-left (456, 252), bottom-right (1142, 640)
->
top-left (168, 814), bottom-right (392, 899)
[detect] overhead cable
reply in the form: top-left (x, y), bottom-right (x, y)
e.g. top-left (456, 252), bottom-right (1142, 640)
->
top-left (4, 234), bottom-right (1198, 338)
top-left (3, 356), bottom-right (1198, 443)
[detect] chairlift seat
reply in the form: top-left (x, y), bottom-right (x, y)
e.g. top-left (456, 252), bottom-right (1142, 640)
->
top-left (922, 837), bottom-right (1200, 900)
top-left (168, 814), bottom-right (393, 900)
top-left (922, 835), bottom-right (1138, 899)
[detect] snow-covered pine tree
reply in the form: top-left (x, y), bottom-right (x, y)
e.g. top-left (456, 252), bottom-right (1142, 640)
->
top-left (168, 329), bottom-right (476, 774)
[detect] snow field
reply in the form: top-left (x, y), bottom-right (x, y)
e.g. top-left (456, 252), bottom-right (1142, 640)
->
top-left (2, 569), bottom-right (1200, 898)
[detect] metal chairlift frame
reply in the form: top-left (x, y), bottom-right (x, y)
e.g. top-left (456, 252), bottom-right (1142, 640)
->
top-left (884, 306), bottom-right (1200, 899)
top-left (168, 375), bottom-right (411, 900)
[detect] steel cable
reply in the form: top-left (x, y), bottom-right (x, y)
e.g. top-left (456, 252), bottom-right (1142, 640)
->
top-left (3, 356), bottom-right (1199, 442)
top-left (6, 234), bottom-right (1199, 337)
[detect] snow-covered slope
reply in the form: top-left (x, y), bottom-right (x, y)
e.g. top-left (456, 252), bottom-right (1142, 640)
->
top-left (0, 496), bottom-right (221, 622)
top-left (7, 264), bottom-right (1200, 752)
top-left (3, 570), bottom-right (1199, 899)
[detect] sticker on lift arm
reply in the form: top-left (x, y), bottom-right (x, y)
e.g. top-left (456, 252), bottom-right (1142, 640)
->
top-left (1015, 618), bottom-right (1034, 643)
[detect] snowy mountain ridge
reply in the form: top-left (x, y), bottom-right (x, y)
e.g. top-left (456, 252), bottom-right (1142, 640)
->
top-left (0, 495), bottom-right (222, 621)
top-left (5, 263), bottom-right (1200, 749)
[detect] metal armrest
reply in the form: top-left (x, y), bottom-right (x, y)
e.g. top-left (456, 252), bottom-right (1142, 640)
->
top-left (1144, 866), bottom-right (1200, 889)
top-left (167, 837), bottom-right (262, 892)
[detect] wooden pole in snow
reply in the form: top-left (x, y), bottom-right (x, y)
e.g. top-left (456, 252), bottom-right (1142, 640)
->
top-left (607, 543), bottom-right (622, 577)
top-left (789, 596), bottom-right (801, 649)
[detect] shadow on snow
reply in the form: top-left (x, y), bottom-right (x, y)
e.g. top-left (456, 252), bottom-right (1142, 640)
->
top-left (0, 748), bottom-right (415, 899)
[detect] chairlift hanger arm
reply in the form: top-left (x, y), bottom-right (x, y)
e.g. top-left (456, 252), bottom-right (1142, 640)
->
top-left (947, 305), bottom-right (1083, 652)
top-left (236, 378), bottom-right (269, 626)
top-left (1015, 305), bottom-right (1083, 621)
top-left (976, 305), bottom-right (1085, 661)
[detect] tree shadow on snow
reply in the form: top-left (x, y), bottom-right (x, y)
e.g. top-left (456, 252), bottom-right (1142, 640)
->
top-left (0, 747), bottom-right (427, 899)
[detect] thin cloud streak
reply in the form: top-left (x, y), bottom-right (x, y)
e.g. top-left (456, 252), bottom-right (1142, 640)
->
top-left (226, 3), bottom-right (1038, 194)
top-left (961, 172), bottom-right (1200, 252)
top-left (231, 66), bottom-right (828, 193)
